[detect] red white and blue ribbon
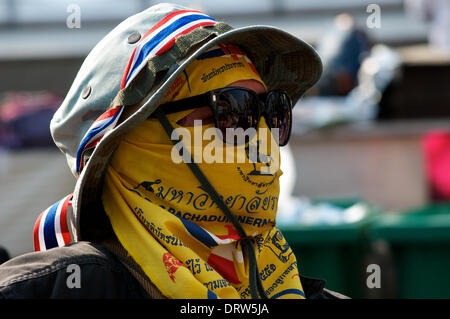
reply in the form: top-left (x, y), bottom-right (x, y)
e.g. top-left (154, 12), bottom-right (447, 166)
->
top-left (75, 10), bottom-right (216, 173)
top-left (75, 106), bottom-right (123, 173)
top-left (33, 194), bottom-right (74, 252)
top-left (120, 10), bottom-right (216, 89)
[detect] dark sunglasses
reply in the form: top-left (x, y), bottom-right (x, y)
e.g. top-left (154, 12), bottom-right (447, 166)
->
top-left (153, 86), bottom-right (292, 146)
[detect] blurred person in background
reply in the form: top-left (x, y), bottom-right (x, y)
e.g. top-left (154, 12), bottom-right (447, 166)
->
top-left (0, 3), bottom-right (346, 299)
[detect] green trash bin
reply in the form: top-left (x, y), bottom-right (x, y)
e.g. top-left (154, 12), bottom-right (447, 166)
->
top-left (370, 203), bottom-right (450, 298)
top-left (279, 200), bottom-right (380, 299)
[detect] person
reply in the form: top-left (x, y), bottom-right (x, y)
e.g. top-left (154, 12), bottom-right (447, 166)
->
top-left (0, 3), bottom-right (345, 299)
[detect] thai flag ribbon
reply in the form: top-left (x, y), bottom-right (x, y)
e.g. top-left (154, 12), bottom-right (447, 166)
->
top-left (120, 10), bottom-right (216, 89)
top-left (33, 194), bottom-right (74, 252)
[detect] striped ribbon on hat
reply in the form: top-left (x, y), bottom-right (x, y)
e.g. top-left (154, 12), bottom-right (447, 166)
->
top-left (75, 106), bottom-right (123, 173)
top-left (75, 9), bottom-right (217, 173)
top-left (120, 10), bottom-right (216, 89)
top-left (33, 194), bottom-right (74, 251)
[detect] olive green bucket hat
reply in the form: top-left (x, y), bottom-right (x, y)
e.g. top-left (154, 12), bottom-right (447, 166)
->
top-left (50, 2), bottom-right (322, 243)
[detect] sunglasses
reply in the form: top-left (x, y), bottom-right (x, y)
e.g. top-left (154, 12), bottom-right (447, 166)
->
top-left (153, 86), bottom-right (292, 146)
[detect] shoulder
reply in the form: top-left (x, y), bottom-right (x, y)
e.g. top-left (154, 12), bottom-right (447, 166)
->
top-left (0, 241), bottom-right (148, 299)
top-left (301, 276), bottom-right (350, 299)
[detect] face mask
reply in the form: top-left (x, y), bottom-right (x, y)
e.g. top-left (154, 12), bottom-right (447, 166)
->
top-left (102, 44), bottom-right (305, 299)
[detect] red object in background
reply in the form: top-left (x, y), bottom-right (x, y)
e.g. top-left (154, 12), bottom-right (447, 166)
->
top-left (422, 130), bottom-right (450, 201)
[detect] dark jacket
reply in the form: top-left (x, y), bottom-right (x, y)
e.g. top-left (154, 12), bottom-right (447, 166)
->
top-left (0, 241), bottom-right (344, 299)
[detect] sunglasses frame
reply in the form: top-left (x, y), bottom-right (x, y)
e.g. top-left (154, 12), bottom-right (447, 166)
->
top-left (153, 86), bottom-right (293, 146)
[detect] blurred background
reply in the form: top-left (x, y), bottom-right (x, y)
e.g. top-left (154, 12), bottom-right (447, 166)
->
top-left (1, 0), bottom-right (450, 298)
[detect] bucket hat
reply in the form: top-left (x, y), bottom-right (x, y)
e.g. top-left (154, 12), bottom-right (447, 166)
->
top-left (39, 2), bottom-right (322, 252)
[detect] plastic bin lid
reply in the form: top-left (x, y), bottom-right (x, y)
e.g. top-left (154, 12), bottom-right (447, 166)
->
top-left (370, 203), bottom-right (450, 243)
top-left (280, 202), bottom-right (379, 245)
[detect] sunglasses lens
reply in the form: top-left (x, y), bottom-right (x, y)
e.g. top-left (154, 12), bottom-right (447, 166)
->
top-left (212, 88), bottom-right (291, 145)
top-left (216, 90), bottom-right (259, 144)
top-left (265, 91), bottom-right (292, 146)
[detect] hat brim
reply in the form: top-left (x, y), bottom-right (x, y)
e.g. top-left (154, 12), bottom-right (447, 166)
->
top-left (72, 24), bottom-right (322, 240)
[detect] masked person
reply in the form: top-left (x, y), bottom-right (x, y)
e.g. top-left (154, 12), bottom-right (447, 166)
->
top-left (0, 3), bottom-right (345, 299)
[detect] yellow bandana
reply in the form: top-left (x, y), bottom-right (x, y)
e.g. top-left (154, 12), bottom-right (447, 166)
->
top-left (102, 44), bottom-right (305, 299)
